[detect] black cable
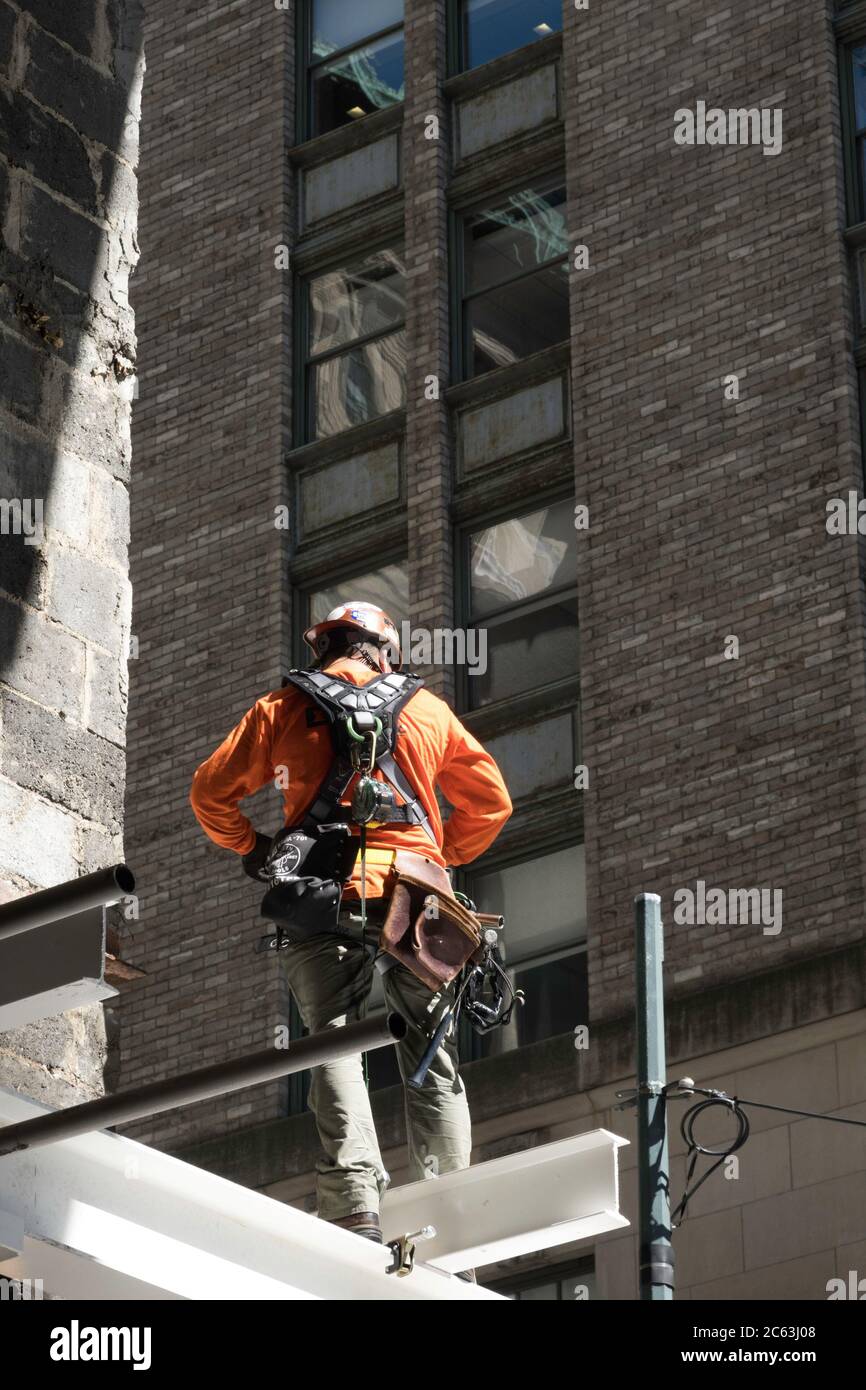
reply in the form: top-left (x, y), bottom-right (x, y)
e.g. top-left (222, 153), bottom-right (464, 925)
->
top-left (669, 1085), bottom-right (866, 1226)
top-left (670, 1094), bottom-right (749, 1227)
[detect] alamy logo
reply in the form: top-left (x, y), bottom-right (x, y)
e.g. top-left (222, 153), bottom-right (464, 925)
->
top-left (50, 1321), bottom-right (152, 1370)
top-left (387, 622), bottom-right (488, 676)
top-left (674, 101), bottom-right (783, 156)
top-left (0, 1276), bottom-right (43, 1299)
top-left (673, 880), bottom-right (782, 936)
top-left (827, 1270), bottom-right (866, 1300)
top-left (0, 497), bottom-right (44, 546)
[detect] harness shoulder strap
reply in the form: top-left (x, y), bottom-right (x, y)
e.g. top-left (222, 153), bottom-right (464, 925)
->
top-left (282, 669), bottom-right (437, 844)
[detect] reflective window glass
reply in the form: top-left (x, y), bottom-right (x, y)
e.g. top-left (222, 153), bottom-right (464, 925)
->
top-left (465, 184), bottom-right (567, 292)
top-left (312, 0), bottom-right (402, 58)
top-left (462, 0), bottom-right (562, 70)
top-left (310, 330), bottom-right (407, 438)
top-left (309, 251), bottom-right (406, 357)
top-left (467, 263), bottom-right (570, 374)
top-left (311, 30), bottom-right (404, 133)
top-left (309, 560), bottom-right (409, 630)
top-left (470, 500), bottom-right (577, 617)
top-left (854, 44), bottom-right (866, 130)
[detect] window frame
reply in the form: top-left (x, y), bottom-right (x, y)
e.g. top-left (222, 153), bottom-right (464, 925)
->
top-left (450, 175), bottom-right (569, 382)
top-left (487, 1253), bottom-right (596, 1300)
top-left (294, 240), bottom-right (408, 447)
top-left (292, 550), bottom-right (410, 669)
top-left (454, 488), bottom-right (579, 716)
top-left (837, 15), bottom-right (866, 487)
top-left (298, 0), bottom-right (405, 143)
top-left (456, 835), bottom-right (588, 1062)
top-left (840, 37), bottom-right (866, 225)
top-left (449, 0), bottom-right (563, 76)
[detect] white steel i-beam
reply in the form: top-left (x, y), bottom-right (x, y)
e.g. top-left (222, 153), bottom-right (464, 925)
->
top-left (0, 1086), bottom-right (504, 1301)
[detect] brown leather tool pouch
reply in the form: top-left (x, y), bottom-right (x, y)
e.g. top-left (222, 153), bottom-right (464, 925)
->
top-left (380, 850), bottom-right (482, 991)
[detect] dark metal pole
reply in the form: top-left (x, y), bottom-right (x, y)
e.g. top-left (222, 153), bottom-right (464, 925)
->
top-left (0, 1011), bottom-right (407, 1156)
top-left (0, 865), bottom-right (136, 942)
top-left (635, 892), bottom-right (674, 1300)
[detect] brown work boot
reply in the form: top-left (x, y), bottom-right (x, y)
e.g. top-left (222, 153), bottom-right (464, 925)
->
top-left (328, 1210), bottom-right (382, 1244)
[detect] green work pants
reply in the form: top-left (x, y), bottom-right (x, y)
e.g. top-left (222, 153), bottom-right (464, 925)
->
top-left (282, 933), bottom-right (472, 1221)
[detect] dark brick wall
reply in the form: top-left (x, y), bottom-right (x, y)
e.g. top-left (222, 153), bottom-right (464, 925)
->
top-left (404, 0), bottom-right (454, 702)
top-left (121, 0), bottom-right (294, 1145)
top-left (563, 0), bottom-right (866, 1018)
top-left (0, 0), bottom-right (142, 1104)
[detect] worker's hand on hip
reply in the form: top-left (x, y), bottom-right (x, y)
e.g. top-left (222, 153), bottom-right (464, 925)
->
top-left (241, 832), bottom-right (273, 883)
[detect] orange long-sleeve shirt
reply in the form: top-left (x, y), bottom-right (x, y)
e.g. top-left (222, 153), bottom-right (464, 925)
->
top-left (189, 656), bottom-right (512, 898)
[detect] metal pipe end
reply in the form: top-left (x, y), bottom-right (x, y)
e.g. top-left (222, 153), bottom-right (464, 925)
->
top-left (387, 1011), bottom-right (408, 1041)
top-left (113, 864), bottom-right (136, 894)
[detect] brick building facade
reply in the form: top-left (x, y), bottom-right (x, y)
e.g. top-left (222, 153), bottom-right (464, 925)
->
top-left (123, 0), bottom-right (866, 1298)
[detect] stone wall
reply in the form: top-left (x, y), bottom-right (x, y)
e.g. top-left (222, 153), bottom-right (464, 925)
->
top-left (0, 0), bottom-right (143, 1104)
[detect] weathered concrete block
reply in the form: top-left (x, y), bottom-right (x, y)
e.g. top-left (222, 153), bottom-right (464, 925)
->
top-left (22, 0), bottom-right (100, 60)
top-left (0, 87), bottom-right (97, 215)
top-left (76, 820), bottom-right (124, 877)
top-left (460, 376), bottom-right (567, 469)
top-left (86, 644), bottom-right (127, 745)
top-left (25, 26), bottom-right (132, 152)
top-left (49, 367), bottom-right (130, 481)
top-left (0, 323), bottom-right (44, 424)
top-left (99, 147), bottom-right (137, 227)
top-left (457, 63), bottom-right (559, 160)
top-left (89, 466), bottom-right (129, 570)
top-left (0, 425), bottom-right (91, 551)
top-left (0, 2), bottom-right (17, 79)
top-left (0, 152), bottom-right (9, 225)
top-left (0, 415), bottom-right (53, 500)
top-left (0, 531), bottom-right (46, 605)
top-left (47, 546), bottom-right (129, 652)
top-left (303, 135), bottom-right (400, 226)
top-left (0, 779), bottom-right (80, 884)
top-left (0, 689), bottom-right (125, 830)
top-left (0, 599), bottom-right (86, 716)
top-left (20, 182), bottom-right (104, 298)
top-left (298, 442), bottom-right (401, 537)
top-left (48, 451), bottom-right (92, 548)
top-left (0, 1003), bottom-right (106, 1092)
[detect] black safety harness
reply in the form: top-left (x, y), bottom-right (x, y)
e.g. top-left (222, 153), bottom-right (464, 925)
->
top-left (282, 667), bottom-right (437, 845)
top-left (256, 666), bottom-right (435, 950)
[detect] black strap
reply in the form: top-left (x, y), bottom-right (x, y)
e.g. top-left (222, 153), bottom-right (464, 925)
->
top-left (375, 750), bottom-right (437, 845)
top-left (283, 669), bottom-right (437, 844)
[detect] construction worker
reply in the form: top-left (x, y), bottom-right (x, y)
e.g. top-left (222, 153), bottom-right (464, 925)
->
top-left (189, 602), bottom-right (512, 1247)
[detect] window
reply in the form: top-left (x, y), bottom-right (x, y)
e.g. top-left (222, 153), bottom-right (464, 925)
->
top-left (308, 560), bottom-right (409, 632)
top-left (847, 45), bottom-right (866, 223)
top-left (457, 178), bottom-right (569, 377)
top-left (301, 248), bottom-right (407, 441)
top-left (462, 497), bottom-right (578, 710)
top-left (304, 0), bottom-right (404, 139)
top-left (489, 1255), bottom-right (597, 1300)
top-left (457, 0), bottom-right (562, 72)
top-left (459, 843), bottom-right (588, 1059)
top-left (839, 35), bottom-right (866, 485)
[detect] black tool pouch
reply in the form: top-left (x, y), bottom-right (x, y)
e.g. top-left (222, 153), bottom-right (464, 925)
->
top-left (259, 823), bottom-right (358, 942)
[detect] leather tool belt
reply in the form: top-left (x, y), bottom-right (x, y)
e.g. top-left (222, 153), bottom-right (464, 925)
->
top-left (379, 850), bottom-right (483, 991)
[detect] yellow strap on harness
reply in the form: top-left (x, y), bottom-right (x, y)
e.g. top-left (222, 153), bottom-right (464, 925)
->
top-left (354, 846), bottom-right (396, 868)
